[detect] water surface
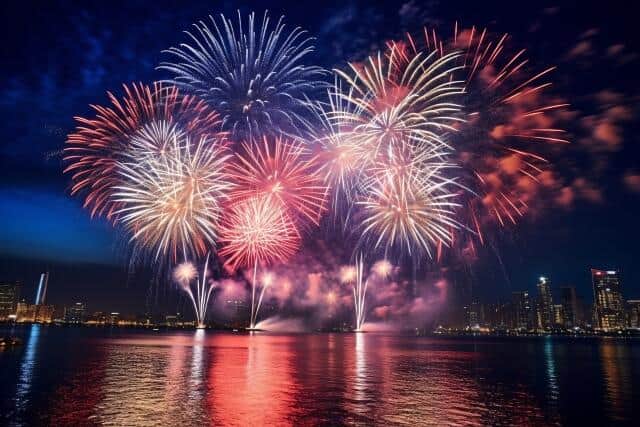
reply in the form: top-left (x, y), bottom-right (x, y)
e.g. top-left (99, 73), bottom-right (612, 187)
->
top-left (1, 325), bottom-right (639, 426)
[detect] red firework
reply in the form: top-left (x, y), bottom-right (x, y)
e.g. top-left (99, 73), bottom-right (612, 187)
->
top-left (64, 82), bottom-right (223, 220)
top-left (227, 136), bottom-right (329, 226)
top-left (218, 196), bottom-right (301, 272)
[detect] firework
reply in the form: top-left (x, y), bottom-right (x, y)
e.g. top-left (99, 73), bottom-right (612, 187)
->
top-left (218, 196), bottom-right (300, 328)
top-left (228, 136), bottom-right (328, 226)
top-left (160, 11), bottom-right (325, 141)
top-left (322, 45), bottom-right (465, 259)
top-left (356, 161), bottom-right (460, 259)
top-left (64, 83), bottom-right (221, 220)
top-left (113, 133), bottom-right (233, 262)
top-left (372, 259), bottom-right (392, 278)
top-left (392, 25), bottom-right (569, 248)
top-left (173, 255), bottom-right (216, 328)
top-left (332, 47), bottom-right (464, 166)
top-left (312, 81), bottom-right (367, 214)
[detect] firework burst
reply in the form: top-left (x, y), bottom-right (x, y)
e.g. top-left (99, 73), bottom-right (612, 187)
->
top-left (160, 11), bottom-right (326, 141)
top-left (64, 83), bottom-right (222, 220)
top-left (228, 136), bottom-right (328, 227)
top-left (114, 133), bottom-right (233, 262)
top-left (356, 162), bottom-right (460, 259)
top-left (218, 196), bottom-right (300, 272)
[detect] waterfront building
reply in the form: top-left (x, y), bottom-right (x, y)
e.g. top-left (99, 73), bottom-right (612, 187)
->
top-left (553, 304), bottom-right (564, 328)
top-left (560, 286), bottom-right (579, 328)
top-left (0, 281), bottom-right (21, 320)
top-left (64, 302), bottom-right (86, 324)
top-left (626, 300), bottom-right (640, 329)
top-left (511, 291), bottom-right (533, 330)
top-left (536, 277), bottom-right (554, 330)
top-left (592, 269), bottom-right (625, 331)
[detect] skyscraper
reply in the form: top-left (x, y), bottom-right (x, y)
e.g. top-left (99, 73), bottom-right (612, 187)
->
top-left (536, 277), bottom-right (554, 330)
top-left (0, 281), bottom-right (21, 320)
top-left (625, 300), bottom-right (640, 329)
top-left (560, 286), bottom-right (579, 328)
top-left (512, 291), bottom-right (533, 330)
top-left (592, 269), bottom-right (625, 331)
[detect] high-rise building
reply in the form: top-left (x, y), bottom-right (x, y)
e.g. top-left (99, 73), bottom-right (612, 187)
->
top-left (553, 304), bottom-right (564, 327)
top-left (64, 302), bottom-right (86, 324)
top-left (109, 312), bottom-right (120, 326)
top-left (592, 269), bottom-right (625, 331)
top-left (560, 287), bottom-right (579, 328)
top-left (511, 291), bottom-right (533, 330)
top-left (626, 300), bottom-right (640, 329)
top-left (34, 304), bottom-right (54, 323)
top-left (0, 281), bottom-right (21, 320)
top-left (536, 276), bottom-right (554, 330)
top-left (463, 300), bottom-right (484, 329)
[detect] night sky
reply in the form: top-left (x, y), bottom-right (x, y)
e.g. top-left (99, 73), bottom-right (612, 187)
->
top-left (1, 0), bottom-right (639, 315)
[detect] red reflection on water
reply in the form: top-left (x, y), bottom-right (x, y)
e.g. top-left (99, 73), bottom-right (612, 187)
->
top-left (208, 333), bottom-right (297, 426)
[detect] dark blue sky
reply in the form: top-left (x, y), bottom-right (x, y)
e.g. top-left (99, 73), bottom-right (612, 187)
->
top-left (1, 0), bottom-right (639, 312)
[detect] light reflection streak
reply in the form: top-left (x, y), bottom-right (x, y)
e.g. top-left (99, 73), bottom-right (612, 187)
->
top-left (15, 324), bottom-right (40, 416)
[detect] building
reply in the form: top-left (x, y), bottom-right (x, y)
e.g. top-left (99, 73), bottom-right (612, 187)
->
top-left (16, 302), bottom-right (36, 322)
top-left (34, 305), bottom-right (54, 323)
top-left (536, 277), bottom-right (554, 330)
top-left (560, 287), bottom-right (579, 328)
top-left (109, 312), bottom-right (120, 326)
top-left (553, 304), bottom-right (564, 328)
top-left (592, 269), bottom-right (625, 331)
top-left (64, 302), bottom-right (86, 324)
top-left (511, 291), bottom-right (533, 330)
top-left (15, 301), bottom-right (54, 323)
top-left (0, 281), bottom-right (21, 320)
top-left (626, 300), bottom-right (640, 329)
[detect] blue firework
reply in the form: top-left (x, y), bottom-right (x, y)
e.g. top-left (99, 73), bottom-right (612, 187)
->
top-left (160, 11), bottom-right (326, 141)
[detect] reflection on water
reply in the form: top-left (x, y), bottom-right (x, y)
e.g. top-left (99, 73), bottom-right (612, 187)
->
top-left (1, 326), bottom-right (639, 426)
top-left (14, 324), bottom-right (40, 417)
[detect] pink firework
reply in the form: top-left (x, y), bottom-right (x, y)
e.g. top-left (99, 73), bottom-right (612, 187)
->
top-left (218, 196), bottom-right (301, 273)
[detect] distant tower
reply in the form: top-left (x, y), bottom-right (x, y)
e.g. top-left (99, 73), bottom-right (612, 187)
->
top-left (536, 276), bottom-right (554, 330)
top-left (592, 269), bottom-right (624, 331)
top-left (35, 272), bottom-right (49, 305)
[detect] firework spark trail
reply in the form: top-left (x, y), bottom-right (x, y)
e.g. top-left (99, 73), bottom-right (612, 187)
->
top-left (353, 254), bottom-right (368, 331)
top-left (227, 136), bottom-right (328, 227)
top-left (219, 196), bottom-right (300, 328)
top-left (64, 83), bottom-right (222, 221)
top-left (113, 132), bottom-right (233, 263)
top-left (173, 255), bottom-right (216, 328)
top-left (390, 24), bottom-right (569, 251)
top-left (160, 11), bottom-right (326, 141)
top-left (343, 255), bottom-right (393, 331)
